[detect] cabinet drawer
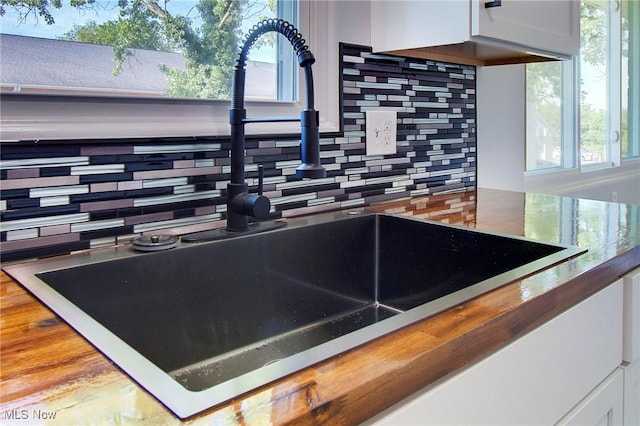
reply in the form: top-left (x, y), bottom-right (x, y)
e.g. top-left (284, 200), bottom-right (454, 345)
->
top-left (622, 359), bottom-right (640, 426)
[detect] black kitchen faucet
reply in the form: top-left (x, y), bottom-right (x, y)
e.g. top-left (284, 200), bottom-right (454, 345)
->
top-left (226, 19), bottom-right (326, 232)
top-left (182, 19), bottom-right (325, 242)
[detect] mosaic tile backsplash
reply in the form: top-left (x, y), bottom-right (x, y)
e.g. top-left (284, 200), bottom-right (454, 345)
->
top-left (1, 44), bottom-right (476, 262)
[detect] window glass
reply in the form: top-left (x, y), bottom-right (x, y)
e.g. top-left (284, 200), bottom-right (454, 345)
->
top-left (525, 62), bottom-right (564, 171)
top-left (0, 0), bottom-right (295, 100)
top-left (622, 0), bottom-right (640, 159)
top-left (579, 0), bottom-right (609, 167)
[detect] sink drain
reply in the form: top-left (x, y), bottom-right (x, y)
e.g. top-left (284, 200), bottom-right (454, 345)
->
top-left (131, 235), bottom-right (179, 252)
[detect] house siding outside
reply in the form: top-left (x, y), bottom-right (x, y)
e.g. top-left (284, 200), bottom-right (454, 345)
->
top-left (0, 34), bottom-right (275, 98)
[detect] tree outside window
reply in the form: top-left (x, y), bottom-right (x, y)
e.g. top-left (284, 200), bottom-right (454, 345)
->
top-left (579, 0), bottom-right (609, 166)
top-left (0, 0), bottom-right (284, 99)
top-left (525, 61), bottom-right (564, 171)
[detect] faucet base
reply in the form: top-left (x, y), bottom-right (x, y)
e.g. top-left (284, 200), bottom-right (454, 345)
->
top-left (181, 221), bottom-right (287, 243)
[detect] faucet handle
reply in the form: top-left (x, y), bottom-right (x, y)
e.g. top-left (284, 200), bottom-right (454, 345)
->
top-left (258, 164), bottom-right (264, 195)
top-left (226, 182), bottom-right (270, 231)
top-left (231, 192), bottom-right (270, 220)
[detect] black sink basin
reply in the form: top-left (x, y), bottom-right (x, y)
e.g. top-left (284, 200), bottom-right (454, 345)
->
top-left (4, 213), bottom-right (584, 418)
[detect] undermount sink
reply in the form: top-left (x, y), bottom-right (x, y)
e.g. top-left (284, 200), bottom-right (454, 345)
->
top-left (4, 212), bottom-right (585, 418)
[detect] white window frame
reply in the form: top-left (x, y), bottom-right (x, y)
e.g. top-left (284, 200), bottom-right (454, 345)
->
top-left (579, 0), bottom-right (622, 171)
top-left (524, 58), bottom-right (578, 174)
top-left (0, 0), bottom-right (340, 142)
top-left (605, 0), bottom-right (622, 168)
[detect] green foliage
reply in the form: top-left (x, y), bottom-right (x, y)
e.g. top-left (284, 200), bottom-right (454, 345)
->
top-left (61, 2), bottom-right (170, 74)
top-left (580, 1), bottom-right (607, 67)
top-left (0, 0), bottom-right (92, 25)
top-left (526, 61), bottom-right (561, 105)
top-left (160, 62), bottom-right (230, 98)
top-left (579, 1), bottom-right (609, 161)
top-left (172, 0), bottom-right (247, 98)
top-left (580, 103), bottom-right (606, 156)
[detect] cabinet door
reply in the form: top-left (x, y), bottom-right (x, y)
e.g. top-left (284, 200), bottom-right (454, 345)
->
top-left (471, 0), bottom-right (579, 56)
top-left (623, 267), bottom-right (640, 363)
top-left (556, 368), bottom-right (624, 426)
top-left (622, 358), bottom-right (640, 426)
top-left (370, 1), bottom-right (469, 52)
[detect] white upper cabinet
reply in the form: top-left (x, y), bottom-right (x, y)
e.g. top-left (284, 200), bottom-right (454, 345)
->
top-left (371, 0), bottom-right (580, 66)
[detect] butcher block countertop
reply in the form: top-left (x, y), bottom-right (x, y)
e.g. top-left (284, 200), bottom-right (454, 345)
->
top-left (2, 188), bottom-right (639, 425)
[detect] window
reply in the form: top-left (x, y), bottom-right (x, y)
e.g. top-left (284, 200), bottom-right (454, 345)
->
top-left (525, 61), bottom-right (575, 171)
top-left (1, 0), bottom-right (293, 101)
top-left (0, 0), bottom-right (343, 141)
top-left (526, 0), bottom-right (639, 173)
top-left (580, 0), bottom-right (612, 167)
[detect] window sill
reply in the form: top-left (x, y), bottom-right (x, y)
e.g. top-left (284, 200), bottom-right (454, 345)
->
top-left (579, 161), bottom-right (619, 173)
top-left (524, 165), bottom-right (571, 176)
top-left (0, 93), bottom-right (339, 142)
top-left (524, 158), bottom-right (640, 200)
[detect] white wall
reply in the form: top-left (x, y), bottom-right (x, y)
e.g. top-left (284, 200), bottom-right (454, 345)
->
top-left (476, 65), bottom-right (526, 192)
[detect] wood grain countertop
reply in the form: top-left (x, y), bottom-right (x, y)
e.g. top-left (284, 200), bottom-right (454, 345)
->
top-left (2, 188), bottom-right (639, 425)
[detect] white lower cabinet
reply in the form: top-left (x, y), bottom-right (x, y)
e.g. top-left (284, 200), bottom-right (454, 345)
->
top-left (368, 280), bottom-right (624, 426)
top-left (623, 267), bottom-right (640, 363)
top-left (621, 358), bottom-right (640, 426)
top-left (556, 368), bottom-right (624, 426)
top-left (622, 266), bottom-right (640, 425)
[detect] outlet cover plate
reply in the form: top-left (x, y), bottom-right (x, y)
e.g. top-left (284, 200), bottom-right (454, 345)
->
top-left (366, 110), bottom-right (397, 156)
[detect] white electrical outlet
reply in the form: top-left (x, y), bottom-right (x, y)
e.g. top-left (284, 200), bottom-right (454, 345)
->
top-left (366, 110), bottom-right (397, 155)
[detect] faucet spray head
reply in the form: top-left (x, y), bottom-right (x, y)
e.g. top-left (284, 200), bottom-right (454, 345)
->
top-left (296, 109), bottom-right (326, 179)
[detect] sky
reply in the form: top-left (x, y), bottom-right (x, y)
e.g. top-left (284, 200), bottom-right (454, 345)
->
top-left (0, 1), bottom-right (275, 62)
top-left (2, 1), bottom-right (127, 39)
